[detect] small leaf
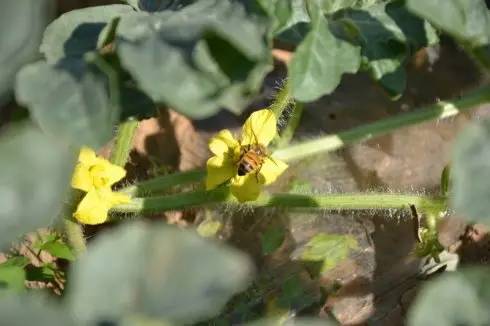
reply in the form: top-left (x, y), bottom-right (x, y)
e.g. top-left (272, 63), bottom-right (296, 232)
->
top-left (408, 267), bottom-right (490, 326)
top-left (40, 4), bottom-right (133, 63)
top-left (0, 124), bottom-right (72, 249)
top-left (261, 227), bottom-right (285, 255)
top-left (41, 240), bottom-right (76, 261)
top-left (440, 165), bottom-right (451, 196)
top-left (299, 233), bottom-right (357, 273)
top-left (0, 265), bottom-right (25, 292)
top-left (69, 221), bottom-right (253, 324)
top-left (452, 119), bottom-right (490, 225)
top-left (25, 264), bottom-right (57, 283)
top-left (289, 10), bottom-right (361, 102)
top-left (16, 60), bottom-right (114, 148)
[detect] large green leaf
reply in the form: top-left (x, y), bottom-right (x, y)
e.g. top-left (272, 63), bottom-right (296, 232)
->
top-left (406, 0), bottom-right (490, 48)
top-left (116, 0), bottom-right (271, 118)
top-left (0, 0), bottom-right (54, 106)
top-left (299, 233), bottom-right (357, 273)
top-left (333, 1), bottom-right (438, 97)
top-left (0, 124), bottom-right (72, 249)
top-left (0, 295), bottom-right (75, 326)
top-left (69, 222), bottom-right (252, 324)
top-left (408, 268), bottom-right (490, 326)
top-left (289, 7), bottom-right (361, 102)
top-left (40, 4), bottom-right (133, 63)
top-left (15, 60), bottom-right (114, 148)
top-left (452, 118), bottom-right (490, 226)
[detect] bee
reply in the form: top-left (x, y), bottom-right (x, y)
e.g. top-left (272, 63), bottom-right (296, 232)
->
top-left (237, 143), bottom-right (267, 176)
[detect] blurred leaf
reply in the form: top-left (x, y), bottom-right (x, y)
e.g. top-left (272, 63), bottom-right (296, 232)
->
top-left (0, 265), bottom-right (25, 292)
top-left (289, 7), bottom-right (361, 102)
top-left (440, 165), bottom-right (450, 196)
top-left (408, 267), bottom-right (490, 326)
top-left (0, 124), bottom-right (72, 249)
top-left (116, 0), bottom-right (271, 118)
top-left (299, 233), bottom-right (357, 273)
top-left (69, 222), bottom-right (253, 324)
top-left (334, 1), bottom-right (438, 97)
top-left (261, 227), bottom-right (285, 255)
top-left (40, 4), bottom-right (133, 63)
top-left (276, 275), bottom-right (319, 311)
top-left (123, 0), bottom-right (193, 12)
top-left (248, 317), bottom-right (336, 326)
top-left (0, 0), bottom-right (54, 106)
top-left (25, 264), bottom-right (56, 283)
top-left (41, 240), bottom-right (76, 262)
top-left (0, 257), bottom-right (30, 269)
top-left (0, 295), bottom-right (75, 325)
top-left (452, 119), bottom-right (490, 225)
top-left (406, 0), bottom-right (490, 48)
top-left (16, 60), bottom-right (114, 148)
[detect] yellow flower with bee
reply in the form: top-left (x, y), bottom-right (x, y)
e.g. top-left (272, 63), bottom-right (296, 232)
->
top-left (206, 109), bottom-right (288, 202)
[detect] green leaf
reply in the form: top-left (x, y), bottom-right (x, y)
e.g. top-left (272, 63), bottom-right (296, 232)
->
top-left (0, 295), bottom-right (76, 325)
top-left (25, 264), bottom-right (57, 283)
top-left (0, 265), bottom-right (25, 292)
top-left (334, 1), bottom-right (438, 97)
top-left (0, 0), bottom-right (54, 106)
top-left (289, 9), bottom-right (361, 102)
top-left (299, 233), bottom-right (357, 273)
top-left (116, 1), bottom-right (271, 118)
top-left (41, 240), bottom-right (76, 262)
top-left (440, 165), bottom-right (450, 196)
top-left (452, 119), bottom-right (490, 226)
top-left (15, 60), bottom-right (115, 148)
top-left (261, 227), bottom-right (285, 255)
top-left (248, 317), bottom-right (337, 326)
top-left (408, 267), bottom-right (490, 326)
top-left (123, 0), bottom-right (192, 12)
top-left (40, 4), bottom-right (133, 63)
top-left (69, 222), bottom-right (252, 324)
top-left (0, 124), bottom-right (72, 249)
top-left (406, 0), bottom-right (490, 48)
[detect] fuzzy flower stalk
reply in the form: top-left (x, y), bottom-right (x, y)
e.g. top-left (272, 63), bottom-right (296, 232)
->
top-left (71, 147), bottom-right (130, 225)
top-left (206, 109), bottom-right (288, 202)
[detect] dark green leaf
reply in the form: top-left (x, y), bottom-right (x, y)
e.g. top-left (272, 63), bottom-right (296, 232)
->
top-left (406, 0), bottom-right (490, 48)
top-left (289, 9), bottom-right (361, 101)
top-left (299, 233), bottom-right (357, 273)
top-left (0, 0), bottom-right (54, 106)
top-left (16, 60), bottom-right (114, 148)
top-left (123, 0), bottom-right (193, 12)
top-left (116, 1), bottom-right (271, 118)
top-left (0, 265), bottom-right (25, 292)
top-left (0, 295), bottom-right (76, 325)
top-left (0, 124), bottom-right (72, 249)
top-left (69, 222), bottom-right (252, 324)
top-left (452, 119), bottom-right (490, 225)
top-left (25, 264), bottom-right (57, 283)
top-left (261, 227), bottom-right (285, 255)
top-left (40, 5), bottom-right (133, 63)
top-left (408, 267), bottom-right (490, 326)
top-left (41, 240), bottom-right (76, 262)
top-left (334, 1), bottom-right (438, 97)
top-left (440, 165), bottom-right (450, 196)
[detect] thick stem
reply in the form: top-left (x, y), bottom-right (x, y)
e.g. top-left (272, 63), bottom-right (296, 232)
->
top-left (111, 119), bottom-right (138, 167)
top-left (113, 189), bottom-right (445, 215)
top-left (273, 86), bottom-right (490, 161)
top-left (269, 79), bottom-right (292, 117)
top-left (64, 219), bottom-right (86, 255)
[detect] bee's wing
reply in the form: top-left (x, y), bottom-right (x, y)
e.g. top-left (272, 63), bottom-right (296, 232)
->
top-left (241, 109), bottom-right (277, 146)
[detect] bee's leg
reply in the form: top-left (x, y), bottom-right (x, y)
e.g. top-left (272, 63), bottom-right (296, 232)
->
top-left (268, 156), bottom-right (280, 167)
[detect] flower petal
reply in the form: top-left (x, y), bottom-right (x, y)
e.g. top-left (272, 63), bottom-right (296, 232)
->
top-left (241, 109), bottom-right (277, 147)
top-left (209, 129), bottom-right (240, 156)
top-left (73, 189), bottom-right (130, 225)
top-left (206, 155), bottom-right (237, 190)
top-left (230, 174), bottom-right (261, 202)
top-left (92, 158), bottom-right (127, 188)
top-left (71, 162), bottom-right (94, 191)
top-left (259, 157), bottom-right (288, 185)
top-left (78, 147), bottom-right (97, 165)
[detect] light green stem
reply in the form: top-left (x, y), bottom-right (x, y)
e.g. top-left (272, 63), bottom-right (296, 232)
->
top-left (111, 119), bottom-right (138, 167)
top-left (269, 79), bottom-right (292, 117)
top-left (64, 219), bottom-right (86, 255)
top-left (273, 86), bottom-right (490, 161)
top-left (276, 101), bottom-right (303, 147)
top-left (113, 189), bottom-right (445, 215)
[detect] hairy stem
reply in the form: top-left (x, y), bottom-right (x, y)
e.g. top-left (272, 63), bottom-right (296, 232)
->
top-left (64, 219), bottom-right (86, 255)
top-left (273, 86), bottom-right (490, 161)
top-left (111, 119), bottom-right (138, 167)
top-left (113, 189), bottom-right (445, 215)
top-left (269, 79), bottom-right (292, 117)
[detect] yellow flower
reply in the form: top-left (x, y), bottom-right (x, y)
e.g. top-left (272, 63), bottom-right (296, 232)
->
top-left (71, 147), bottom-right (130, 225)
top-left (206, 109), bottom-right (288, 202)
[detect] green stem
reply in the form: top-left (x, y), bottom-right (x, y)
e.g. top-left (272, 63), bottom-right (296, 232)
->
top-left (119, 169), bottom-right (206, 196)
top-left (113, 189), bottom-right (445, 215)
top-left (110, 119), bottom-right (138, 167)
top-left (273, 86), bottom-right (490, 161)
top-left (64, 219), bottom-right (86, 255)
top-left (269, 79), bottom-right (292, 117)
top-left (276, 101), bottom-right (304, 148)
